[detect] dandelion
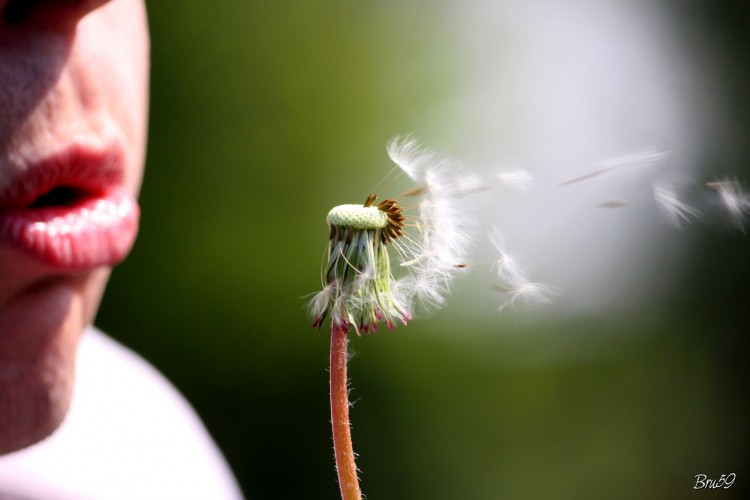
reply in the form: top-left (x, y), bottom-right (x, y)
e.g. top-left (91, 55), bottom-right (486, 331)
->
top-left (310, 137), bottom-right (473, 499)
top-left (310, 195), bottom-right (411, 335)
top-left (707, 178), bottom-right (750, 231)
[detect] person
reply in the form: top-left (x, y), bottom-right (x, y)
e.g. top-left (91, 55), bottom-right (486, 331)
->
top-left (0, 1), bottom-right (243, 498)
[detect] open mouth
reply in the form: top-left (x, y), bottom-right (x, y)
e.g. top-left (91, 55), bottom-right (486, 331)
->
top-left (0, 143), bottom-right (140, 270)
top-left (28, 185), bottom-right (92, 209)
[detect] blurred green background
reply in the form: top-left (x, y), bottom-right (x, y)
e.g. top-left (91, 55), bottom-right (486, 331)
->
top-left (96, 1), bottom-right (749, 498)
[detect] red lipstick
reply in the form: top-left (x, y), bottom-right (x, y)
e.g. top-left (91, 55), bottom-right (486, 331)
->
top-left (0, 142), bottom-right (139, 270)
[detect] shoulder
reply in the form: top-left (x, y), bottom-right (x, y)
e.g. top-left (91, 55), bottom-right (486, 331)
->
top-left (0, 327), bottom-right (244, 500)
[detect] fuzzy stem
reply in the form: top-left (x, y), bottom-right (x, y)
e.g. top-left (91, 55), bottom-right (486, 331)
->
top-left (330, 326), bottom-right (362, 500)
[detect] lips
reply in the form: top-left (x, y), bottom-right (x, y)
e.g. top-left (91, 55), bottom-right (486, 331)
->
top-left (0, 142), bottom-right (139, 270)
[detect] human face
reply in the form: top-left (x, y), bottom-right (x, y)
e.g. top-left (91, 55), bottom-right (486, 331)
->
top-left (0, 0), bottom-right (149, 454)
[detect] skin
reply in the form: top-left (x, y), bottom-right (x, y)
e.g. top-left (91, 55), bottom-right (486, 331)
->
top-left (0, 0), bottom-right (149, 454)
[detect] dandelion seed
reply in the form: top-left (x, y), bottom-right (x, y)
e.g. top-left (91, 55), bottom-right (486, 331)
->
top-left (386, 136), bottom-right (444, 182)
top-left (707, 178), bottom-right (750, 231)
top-left (559, 169), bottom-right (612, 187)
top-left (495, 282), bottom-right (558, 312)
top-left (560, 149), bottom-right (671, 186)
top-left (653, 183), bottom-right (700, 227)
top-left (597, 200), bottom-right (630, 209)
top-left (489, 227), bottom-right (556, 310)
top-left (495, 169), bottom-right (535, 191)
top-left (596, 150), bottom-right (672, 170)
top-left (456, 172), bottom-right (488, 194)
top-left (489, 229), bottom-right (526, 285)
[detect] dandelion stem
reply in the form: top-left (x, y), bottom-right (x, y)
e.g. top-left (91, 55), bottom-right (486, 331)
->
top-left (330, 326), bottom-right (362, 500)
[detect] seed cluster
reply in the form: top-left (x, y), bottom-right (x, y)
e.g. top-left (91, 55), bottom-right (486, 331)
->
top-left (375, 197), bottom-right (405, 243)
top-left (326, 194), bottom-right (405, 244)
top-left (326, 204), bottom-right (387, 232)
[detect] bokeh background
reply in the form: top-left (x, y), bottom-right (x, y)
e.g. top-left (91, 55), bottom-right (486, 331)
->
top-left (97, 1), bottom-right (749, 498)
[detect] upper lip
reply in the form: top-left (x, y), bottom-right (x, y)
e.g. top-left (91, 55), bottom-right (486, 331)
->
top-left (0, 141), bottom-right (125, 212)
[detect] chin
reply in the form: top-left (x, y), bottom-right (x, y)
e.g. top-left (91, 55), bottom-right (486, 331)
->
top-left (0, 266), bottom-right (109, 455)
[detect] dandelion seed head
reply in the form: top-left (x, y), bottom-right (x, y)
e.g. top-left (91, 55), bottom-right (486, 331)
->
top-left (311, 137), bottom-right (474, 335)
top-left (314, 194), bottom-right (409, 334)
top-left (326, 204), bottom-right (388, 230)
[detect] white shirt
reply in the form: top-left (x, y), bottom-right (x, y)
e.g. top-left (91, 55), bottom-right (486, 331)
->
top-left (0, 327), bottom-right (244, 500)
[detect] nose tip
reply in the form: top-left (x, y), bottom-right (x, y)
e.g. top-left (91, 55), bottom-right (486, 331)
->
top-left (2, 0), bottom-right (110, 29)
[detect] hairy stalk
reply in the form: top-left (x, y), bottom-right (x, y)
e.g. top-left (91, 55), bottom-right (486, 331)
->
top-left (330, 326), bottom-right (362, 500)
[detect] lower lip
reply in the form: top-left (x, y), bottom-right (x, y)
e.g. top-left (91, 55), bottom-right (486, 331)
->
top-left (0, 186), bottom-right (139, 270)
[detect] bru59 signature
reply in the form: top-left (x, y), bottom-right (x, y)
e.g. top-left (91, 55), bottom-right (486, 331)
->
top-left (694, 473), bottom-right (735, 490)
